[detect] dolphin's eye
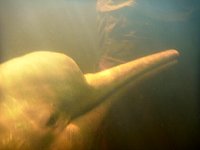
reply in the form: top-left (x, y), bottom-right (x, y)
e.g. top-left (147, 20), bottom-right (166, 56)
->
top-left (46, 113), bottom-right (59, 127)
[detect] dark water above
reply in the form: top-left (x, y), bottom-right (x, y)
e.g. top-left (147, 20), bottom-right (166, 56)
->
top-left (0, 0), bottom-right (199, 149)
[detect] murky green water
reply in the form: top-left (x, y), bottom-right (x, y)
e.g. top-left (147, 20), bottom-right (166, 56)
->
top-left (0, 0), bottom-right (199, 149)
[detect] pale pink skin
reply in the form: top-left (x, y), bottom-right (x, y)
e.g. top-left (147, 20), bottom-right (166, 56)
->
top-left (0, 49), bottom-right (179, 150)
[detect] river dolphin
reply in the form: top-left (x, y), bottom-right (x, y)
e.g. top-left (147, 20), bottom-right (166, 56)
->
top-left (0, 49), bottom-right (179, 150)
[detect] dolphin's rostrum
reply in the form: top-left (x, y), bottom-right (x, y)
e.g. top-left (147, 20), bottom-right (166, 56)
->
top-left (0, 49), bottom-right (179, 150)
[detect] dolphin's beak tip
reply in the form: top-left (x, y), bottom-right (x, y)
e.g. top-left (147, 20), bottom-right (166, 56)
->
top-left (168, 49), bottom-right (180, 57)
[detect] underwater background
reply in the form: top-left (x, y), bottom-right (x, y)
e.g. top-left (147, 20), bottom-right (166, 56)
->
top-left (0, 0), bottom-right (199, 149)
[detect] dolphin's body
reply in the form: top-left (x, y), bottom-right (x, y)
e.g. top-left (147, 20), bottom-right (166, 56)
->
top-left (0, 49), bottom-right (179, 150)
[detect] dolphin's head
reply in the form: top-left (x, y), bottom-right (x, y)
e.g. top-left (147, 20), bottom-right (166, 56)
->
top-left (0, 49), bottom-right (179, 149)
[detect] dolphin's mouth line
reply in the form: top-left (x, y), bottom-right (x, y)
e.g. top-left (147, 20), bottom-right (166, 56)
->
top-left (69, 50), bottom-right (179, 122)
